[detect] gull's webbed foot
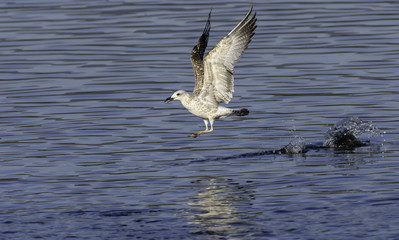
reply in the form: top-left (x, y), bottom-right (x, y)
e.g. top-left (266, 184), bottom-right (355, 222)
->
top-left (190, 132), bottom-right (201, 138)
top-left (190, 131), bottom-right (206, 138)
top-left (190, 120), bottom-right (214, 138)
top-left (189, 129), bottom-right (213, 138)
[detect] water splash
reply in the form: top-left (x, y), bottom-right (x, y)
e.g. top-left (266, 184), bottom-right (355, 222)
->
top-left (282, 136), bottom-right (306, 154)
top-left (324, 117), bottom-right (382, 149)
top-left (195, 117), bottom-right (384, 162)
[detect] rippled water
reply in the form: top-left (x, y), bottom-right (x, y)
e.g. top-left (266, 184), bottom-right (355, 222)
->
top-left (1, 0), bottom-right (399, 239)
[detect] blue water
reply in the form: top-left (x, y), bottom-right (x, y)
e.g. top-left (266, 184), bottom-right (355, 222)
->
top-left (1, 0), bottom-right (399, 239)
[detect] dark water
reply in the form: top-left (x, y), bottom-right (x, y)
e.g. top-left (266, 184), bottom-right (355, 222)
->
top-left (1, 0), bottom-right (399, 239)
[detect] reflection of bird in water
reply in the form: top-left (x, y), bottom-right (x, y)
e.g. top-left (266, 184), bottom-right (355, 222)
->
top-left (165, 8), bottom-right (257, 137)
top-left (187, 178), bottom-right (255, 237)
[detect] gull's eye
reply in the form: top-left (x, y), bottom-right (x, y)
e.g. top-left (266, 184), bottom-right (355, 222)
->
top-left (177, 93), bottom-right (181, 96)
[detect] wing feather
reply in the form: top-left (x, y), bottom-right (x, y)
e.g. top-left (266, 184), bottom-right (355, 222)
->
top-left (200, 7), bottom-right (257, 104)
top-left (191, 10), bottom-right (211, 95)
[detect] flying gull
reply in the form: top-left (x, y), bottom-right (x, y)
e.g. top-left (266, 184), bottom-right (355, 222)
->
top-left (165, 7), bottom-right (257, 138)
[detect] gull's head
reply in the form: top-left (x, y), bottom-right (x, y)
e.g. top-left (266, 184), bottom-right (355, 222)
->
top-left (164, 90), bottom-right (188, 103)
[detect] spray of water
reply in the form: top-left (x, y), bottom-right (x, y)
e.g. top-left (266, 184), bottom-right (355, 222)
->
top-left (282, 136), bottom-right (306, 154)
top-left (198, 117), bottom-right (384, 161)
top-left (323, 117), bottom-right (382, 149)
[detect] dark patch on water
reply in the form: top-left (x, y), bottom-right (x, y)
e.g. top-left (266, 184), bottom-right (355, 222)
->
top-left (197, 117), bottom-right (383, 162)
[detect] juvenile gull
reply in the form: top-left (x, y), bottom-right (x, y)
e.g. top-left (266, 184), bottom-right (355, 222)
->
top-left (165, 7), bottom-right (257, 138)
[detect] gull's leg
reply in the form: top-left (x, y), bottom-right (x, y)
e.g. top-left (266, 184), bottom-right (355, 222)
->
top-left (203, 119), bottom-right (209, 131)
top-left (190, 119), bottom-right (213, 138)
top-left (208, 119), bottom-right (214, 132)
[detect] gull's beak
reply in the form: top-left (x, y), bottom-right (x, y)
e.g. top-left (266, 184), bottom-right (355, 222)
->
top-left (164, 96), bottom-right (174, 103)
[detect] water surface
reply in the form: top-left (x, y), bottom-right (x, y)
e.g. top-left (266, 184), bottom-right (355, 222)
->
top-left (1, 0), bottom-right (399, 239)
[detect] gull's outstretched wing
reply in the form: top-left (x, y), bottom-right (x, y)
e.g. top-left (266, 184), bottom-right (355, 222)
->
top-left (200, 7), bottom-right (257, 104)
top-left (191, 10), bottom-right (211, 95)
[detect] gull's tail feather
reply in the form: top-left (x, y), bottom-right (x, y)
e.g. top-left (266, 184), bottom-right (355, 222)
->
top-left (232, 108), bottom-right (249, 116)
